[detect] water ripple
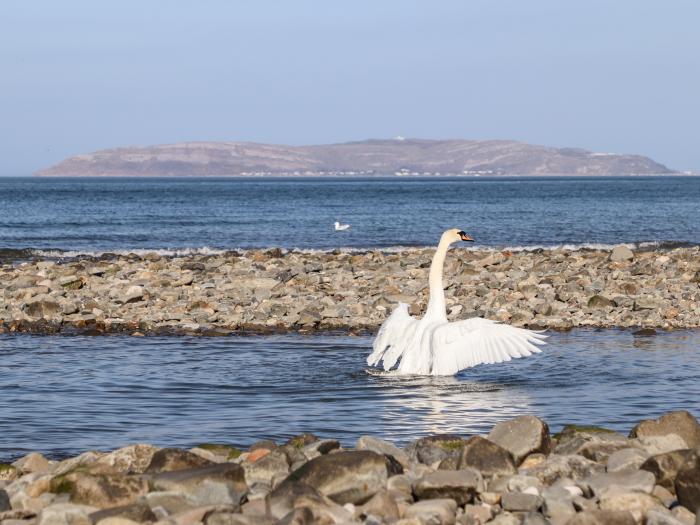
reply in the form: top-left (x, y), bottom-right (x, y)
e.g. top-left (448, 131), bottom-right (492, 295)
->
top-left (0, 329), bottom-right (699, 460)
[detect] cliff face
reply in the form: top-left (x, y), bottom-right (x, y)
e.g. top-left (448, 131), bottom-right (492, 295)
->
top-left (35, 139), bottom-right (673, 176)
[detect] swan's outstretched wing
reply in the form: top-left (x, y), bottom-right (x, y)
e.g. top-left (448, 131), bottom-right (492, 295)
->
top-left (431, 317), bottom-right (546, 375)
top-left (367, 303), bottom-right (418, 370)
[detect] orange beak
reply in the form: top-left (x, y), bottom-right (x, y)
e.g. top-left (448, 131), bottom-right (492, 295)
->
top-left (458, 231), bottom-right (474, 242)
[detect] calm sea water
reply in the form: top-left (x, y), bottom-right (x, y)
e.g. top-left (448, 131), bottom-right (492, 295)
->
top-left (1, 176), bottom-right (700, 255)
top-left (1, 330), bottom-right (699, 461)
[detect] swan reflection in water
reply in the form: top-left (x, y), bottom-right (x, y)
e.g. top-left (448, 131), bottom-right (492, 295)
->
top-left (365, 368), bottom-right (532, 438)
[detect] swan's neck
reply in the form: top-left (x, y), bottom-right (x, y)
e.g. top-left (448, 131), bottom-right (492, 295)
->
top-left (425, 237), bottom-right (451, 319)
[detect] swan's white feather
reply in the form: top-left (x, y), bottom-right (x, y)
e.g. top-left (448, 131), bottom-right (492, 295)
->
top-left (368, 305), bottom-right (546, 376)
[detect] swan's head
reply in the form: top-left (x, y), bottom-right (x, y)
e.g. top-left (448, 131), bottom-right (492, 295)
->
top-left (443, 228), bottom-right (474, 244)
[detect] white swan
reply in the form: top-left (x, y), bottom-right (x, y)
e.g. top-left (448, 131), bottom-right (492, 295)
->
top-left (334, 221), bottom-right (350, 231)
top-left (367, 229), bottom-right (546, 376)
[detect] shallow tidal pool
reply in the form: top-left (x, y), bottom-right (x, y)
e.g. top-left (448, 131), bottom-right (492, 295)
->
top-left (0, 329), bottom-right (698, 460)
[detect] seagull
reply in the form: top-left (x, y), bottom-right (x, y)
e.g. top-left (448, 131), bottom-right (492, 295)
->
top-left (334, 221), bottom-right (350, 231)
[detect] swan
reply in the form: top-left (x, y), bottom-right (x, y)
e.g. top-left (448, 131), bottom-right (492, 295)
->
top-left (367, 229), bottom-right (546, 376)
top-left (334, 221), bottom-right (350, 231)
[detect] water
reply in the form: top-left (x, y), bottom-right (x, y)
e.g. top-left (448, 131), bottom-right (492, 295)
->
top-left (1, 176), bottom-right (700, 255)
top-left (1, 329), bottom-right (699, 461)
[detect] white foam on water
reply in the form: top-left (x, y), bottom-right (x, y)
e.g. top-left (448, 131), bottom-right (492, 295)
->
top-left (29, 240), bottom-right (685, 259)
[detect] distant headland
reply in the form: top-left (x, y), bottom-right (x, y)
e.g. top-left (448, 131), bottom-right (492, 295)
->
top-left (35, 138), bottom-right (674, 177)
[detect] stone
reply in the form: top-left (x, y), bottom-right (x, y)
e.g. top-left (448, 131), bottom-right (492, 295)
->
top-left (630, 411), bottom-right (700, 449)
top-left (0, 489), bottom-right (10, 512)
top-left (121, 286), bottom-right (144, 304)
top-left (143, 490), bottom-right (195, 516)
top-left (37, 503), bottom-right (97, 525)
top-left (641, 449), bottom-right (696, 493)
top-left (413, 469), bottom-right (484, 505)
top-left (88, 502), bottom-right (157, 524)
top-left (500, 492), bottom-right (543, 512)
top-left (299, 439), bottom-right (340, 460)
top-left (611, 246), bottom-right (635, 262)
top-left (487, 415), bottom-right (552, 465)
top-left (357, 435), bottom-right (411, 468)
top-left (580, 469), bottom-right (656, 498)
top-left (599, 492), bottom-right (665, 522)
top-left (150, 463), bottom-right (248, 507)
top-left (145, 447), bottom-right (214, 473)
top-left (635, 435), bottom-right (691, 455)
top-left (0, 464), bottom-right (18, 482)
top-left (266, 480), bottom-right (324, 520)
top-left (673, 506), bottom-right (697, 525)
top-left (455, 436), bottom-right (516, 478)
top-left (13, 453), bottom-right (51, 475)
top-left (566, 510), bottom-right (636, 525)
top-left (94, 518), bottom-right (142, 525)
top-left (355, 490), bottom-right (400, 522)
top-left (404, 498), bottom-right (457, 525)
top-left (675, 452), bottom-right (700, 513)
top-left (486, 513), bottom-right (521, 525)
top-left (588, 295), bottom-right (614, 308)
top-left (406, 435), bottom-right (465, 466)
top-left (284, 450), bottom-right (397, 504)
top-left (243, 449), bottom-right (289, 487)
top-left (49, 472), bottom-right (148, 509)
top-left (205, 509), bottom-right (275, 525)
top-left (645, 509), bottom-right (691, 525)
top-left (461, 503), bottom-right (492, 524)
top-left (542, 490), bottom-right (576, 524)
top-left (94, 444), bottom-right (158, 474)
top-left (520, 454), bottom-right (604, 485)
top-left (24, 298), bottom-right (61, 319)
top-left (606, 448), bottom-right (650, 473)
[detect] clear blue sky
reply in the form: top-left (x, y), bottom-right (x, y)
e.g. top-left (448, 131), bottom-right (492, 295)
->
top-left (1, 0), bottom-right (699, 175)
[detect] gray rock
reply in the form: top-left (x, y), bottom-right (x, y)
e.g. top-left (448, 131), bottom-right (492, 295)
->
top-left (580, 469), bottom-right (656, 498)
top-left (145, 447), bottom-right (214, 473)
top-left (599, 492), bottom-right (665, 522)
top-left (404, 498), bottom-right (457, 525)
top-left (566, 510), bottom-right (636, 525)
top-left (520, 454), bottom-right (604, 485)
top-left (265, 480), bottom-right (323, 520)
top-left (283, 450), bottom-right (397, 504)
top-left (143, 490), bottom-right (195, 516)
top-left (205, 510), bottom-right (275, 525)
top-left (611, 246), bottom-right (634, 262)
top-left (413, 469), bottom-right (484, 505)
top-left (406, 434), bottom-right (465, 466)
top-left (356, 435), bottom-right (410, 468)
top-left (641, 449), bottom-right (696, 493)
top-left (243, 449), bottom-right (289, 488)
top-left (501, 492), bottom-right (543, 512)
top-left (487, 512), bottom-right (522, 525)
top-left (0, 489), bottom-right (10, 512)
top-left (635, 435), bottom-right (691, 455)
top-left (645, 509), bottom-right (690, 525)
top-left (37, 503), bottom-right (96, 525)
top-left (456, 436), bottom-right (516, 478)
top-left (355, 490), bottom-right (400, 522)
top-left (488, 415), bottom-right (552, 465)
top-left (150, 463), bottom-right (248, 507)
top-left (88, 502), bottom-right (157, 524)
top-left (675, 452), bottom-right (700, 513)
top-left (606, 448), bottom-right (650, 473)
top-left (630, 411), bottom-right (700, 449)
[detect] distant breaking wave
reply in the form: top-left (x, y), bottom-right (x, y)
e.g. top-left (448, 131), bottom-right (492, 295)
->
top-left (0, 241), bottom-right (694, 262)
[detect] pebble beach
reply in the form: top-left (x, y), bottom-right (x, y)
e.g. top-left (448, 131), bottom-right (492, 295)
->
top-left (1, 245), bottom-right (699, 336)
top-left (1, 411), bottom-right (700, 525)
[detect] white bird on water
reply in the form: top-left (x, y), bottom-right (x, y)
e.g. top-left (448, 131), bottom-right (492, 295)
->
top-left (367, 229), bottom-right (546, 376)
top-left (334, 221), bottom-right (350, 231)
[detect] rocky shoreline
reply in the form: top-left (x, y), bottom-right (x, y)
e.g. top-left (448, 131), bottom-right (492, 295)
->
top-left (1, 411), bottom-right (699, 524)
top-left (1, 245), bottom-right (699, 336)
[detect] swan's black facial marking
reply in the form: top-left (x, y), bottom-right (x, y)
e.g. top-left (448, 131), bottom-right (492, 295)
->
top-left (458, 231), bottom-right (474, 242)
